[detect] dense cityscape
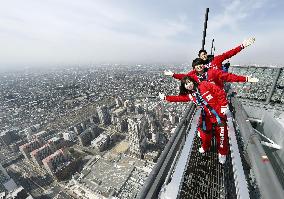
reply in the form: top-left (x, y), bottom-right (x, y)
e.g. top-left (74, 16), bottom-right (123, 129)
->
top-left (1, 63), bottom-right (284, 198)
top-left (0, 64), bottom-right (191, 199)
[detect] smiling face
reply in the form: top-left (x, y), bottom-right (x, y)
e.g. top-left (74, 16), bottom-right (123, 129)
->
top-left (184, 79), bottom-right (194, 90)
top-left (194, 64), bottom-right (205, 73)
top-left (199, 51), bottom-right (207, 61)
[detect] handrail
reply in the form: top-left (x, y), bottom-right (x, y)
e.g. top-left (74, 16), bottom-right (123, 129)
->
top-left (265, 68), bottom-right (282, 104)
top-left (226, 114), bottom-right (250, 199)
top-left (136, 103), bottom-right (196, 199)
top-left (231, 97), bottom-right (284, 199)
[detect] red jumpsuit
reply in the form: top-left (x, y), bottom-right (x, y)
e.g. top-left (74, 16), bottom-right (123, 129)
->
top-left (173, 68), bottom-right (247, 90)
top-left (209, 45), bottom-right (243, 70)
top-left (173, 44), bottom-right (245, 89)
top-left (165, 81), bottom-right (229, 155)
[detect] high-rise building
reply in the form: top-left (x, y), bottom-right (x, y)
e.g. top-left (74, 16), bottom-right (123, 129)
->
top-left (30, 143), bottom-right (55, 167)
top-left (4, 186), bottom-right (33, 199)
top-left (135, 104), bottom-right (144, 114)
top-left (77, 125), bottom-right (103, 147)
top-left (42, 149), bottom-right (68, 175)
top-left (63, 131), bottom-right (77, 142)
top-left (124, 100), bottom-right (135, 113)
top-left (0, 164), bottom-right (17, 193)
top-left (154, 103), bottom-right (165, 124)
top-left (115, 117), bottom-right (128, 133)
top-left (111, 107), bottom-right (127, 125)
top-left (73, 123), bottom-right (84, 135)
top-left (0, 130), bottom-right (16, 146)
top-left (115, 97), bottom-right (123, 107)
top-left (0, 164), bottom-right (9, 190)
top-left (78, 128), bottom-right (93, 146)
top-left (19, 139), bottom-right (44, 160)
top-left (91, 133), bottom-right (110, 151)
top-left (149, 120), bottom-right (163, 144)
top-left (97, 106), bottom-right (111, 125)
top-left (169, 112), bottom-right (179, 125)
top-left (90, 125), bottom-right (103, 137)
top-left (89, 113), bottom-right (100, 124)
top-left (128, 115), bottom-right (148, 157)
top-left (31, 131), bottom-right (51, 141)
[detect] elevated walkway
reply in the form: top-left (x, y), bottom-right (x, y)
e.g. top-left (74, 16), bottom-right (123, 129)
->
top-left (136, 95), bottom-right (284, 199)
top-left (159, 110), bottom-right (245, 199)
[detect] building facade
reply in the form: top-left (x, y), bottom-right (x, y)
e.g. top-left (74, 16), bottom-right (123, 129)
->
top-left (19, 139), bottom-right (44, 160)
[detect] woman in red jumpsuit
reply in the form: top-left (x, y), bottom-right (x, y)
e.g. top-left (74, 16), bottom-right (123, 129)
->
top-left (159, 76), bottom-right (230, 164)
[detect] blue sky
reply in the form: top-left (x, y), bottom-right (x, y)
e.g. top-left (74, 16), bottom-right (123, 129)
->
top-left (0, 0), bottom-right (283, 70)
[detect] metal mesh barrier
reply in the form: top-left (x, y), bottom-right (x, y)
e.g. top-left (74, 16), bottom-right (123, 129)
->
top-left (178, 134), bottom-right (237, 199)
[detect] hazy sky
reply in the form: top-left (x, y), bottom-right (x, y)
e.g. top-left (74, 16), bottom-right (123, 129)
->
top-left (0, 0), bottom-right (283, 70)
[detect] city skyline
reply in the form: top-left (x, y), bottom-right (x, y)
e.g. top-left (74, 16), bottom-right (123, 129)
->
top-left (0, 0), bottom-right (283, 71)
top-left (0, 64), bottom-right (188, 198)
top-left (0, 62), bottom-right (283, 198)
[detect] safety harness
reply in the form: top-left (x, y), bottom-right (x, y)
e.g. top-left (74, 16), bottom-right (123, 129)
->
top-left (196, 71), bottom-right (208, 82)
top-left (192, 89), bottom-right (222, 131)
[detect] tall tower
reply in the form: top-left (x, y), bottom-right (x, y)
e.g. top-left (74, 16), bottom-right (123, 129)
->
top-left (154, 103), bottom-right (165, 124)
top-left (96, 106), bottom-right (111, 125)
top-left (149, 120), bottom-right (162, 144)
top-left (115, 97), bottom-right (123, 107)
top-left (128, 115), bottom-right (148, 157)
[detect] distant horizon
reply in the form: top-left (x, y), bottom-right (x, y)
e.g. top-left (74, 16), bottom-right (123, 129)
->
top-left (1, 62), bottom-right (283, 74)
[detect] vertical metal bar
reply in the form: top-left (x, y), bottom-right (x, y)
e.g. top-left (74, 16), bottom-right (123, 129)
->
top-left (265, 68), bottom-right (282, 104)
top-left (210, 39), bottom-right (214, 55)
top-left (202, 8), bottom-right (209, 50)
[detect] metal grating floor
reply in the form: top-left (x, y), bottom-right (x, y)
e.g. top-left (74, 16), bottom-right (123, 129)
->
top-left (179, 135), bottom-right (229, 199)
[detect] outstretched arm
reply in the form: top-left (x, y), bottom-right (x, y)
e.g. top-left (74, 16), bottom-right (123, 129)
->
top-left (172, 73), bottom-right (187, 80)
top-left (211, 45), bottom-right (243, 69)
top-left (211, 37), bottom-right (255, 69)
top-left (214, 69), bottom-right (246, 82)
top-left (164, 94), bottom-right (190, 102)
top-left (164, 70), bottom-right (184, 80)
top-left (173, 70), bottom-right (195, 80)
top-left (213, 69), bottom-right (259, 83)
top-left (164, 70), bottom-right (195, 81)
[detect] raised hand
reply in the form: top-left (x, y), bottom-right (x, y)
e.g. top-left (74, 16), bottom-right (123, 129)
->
top-left (164, 70), bottom-right (174, 76)
top-left (242, 37), bottom-right (255, 48)
top-left (159, 93), bottom-right (165, 100)
top-left (247, 76), bottom-right (259, 83)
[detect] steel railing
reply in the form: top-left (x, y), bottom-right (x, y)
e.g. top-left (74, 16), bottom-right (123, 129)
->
top-left (136, 103), bottom-right (196, 199)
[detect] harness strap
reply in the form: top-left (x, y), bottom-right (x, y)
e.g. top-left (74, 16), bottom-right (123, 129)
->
top-left (193, 90), bottom-right (223, 130)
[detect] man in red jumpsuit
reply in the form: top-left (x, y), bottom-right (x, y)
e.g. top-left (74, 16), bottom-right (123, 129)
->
top-left (171, 58), bottom-right (259, 90)
top-left (164, 37), bottom-right (256, 76)
top-left (198, 37), bottom-right (255, 70)
top-left (159, 76), bottom-right (231, 164)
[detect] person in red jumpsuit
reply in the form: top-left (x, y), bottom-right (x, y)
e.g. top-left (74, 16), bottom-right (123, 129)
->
top-left (198, 37), bottom-right (255, 70)
top-left (164, 37), bottom-right (256, 77)
top-left (170, 58), bottom-right (259, 90)
top-left (159, 76), bottom-right (231, 164)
